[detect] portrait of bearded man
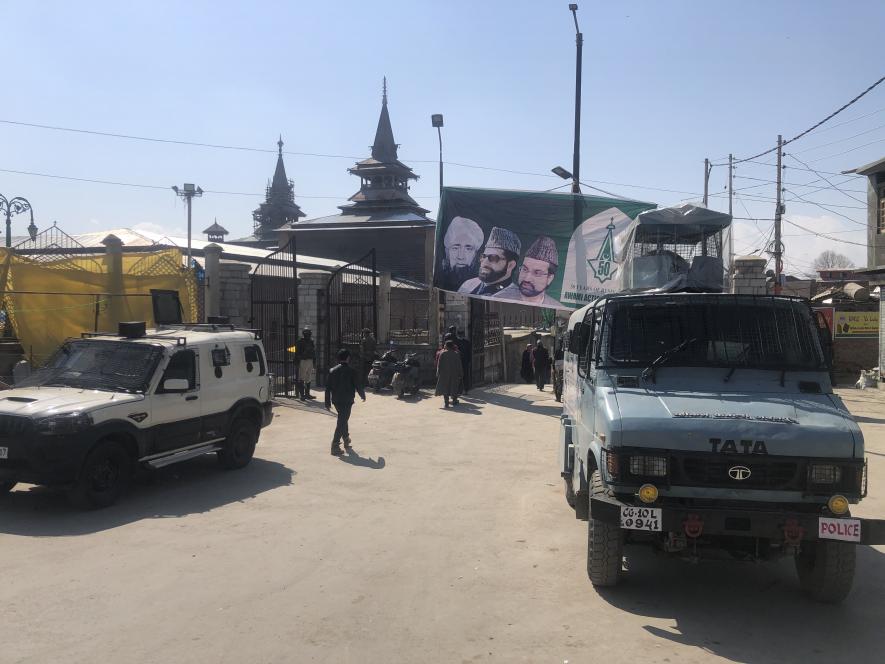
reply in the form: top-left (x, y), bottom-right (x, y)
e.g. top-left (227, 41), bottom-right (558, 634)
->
top-left (437, 216), bottom-right (484, 292)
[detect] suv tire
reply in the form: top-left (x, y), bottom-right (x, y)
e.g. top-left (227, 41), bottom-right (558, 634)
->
top-left (218, 419), bottom-right (258, 470)
top-left (0, 480), bottom-right (16, 495)
top-left (69, 440), bottom-right (132, 509)
top-left (795, 538), bottom-right (856, 603)
top-left (587, 470), bottom-right (623, 587)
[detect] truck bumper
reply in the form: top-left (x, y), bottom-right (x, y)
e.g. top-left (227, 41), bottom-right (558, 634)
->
top-left (590, 494), bottom-right (885, 545)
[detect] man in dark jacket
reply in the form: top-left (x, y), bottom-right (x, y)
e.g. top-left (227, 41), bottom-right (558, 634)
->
top-left (532, 339), bottom-right (551, 391)
top-left (294, 328), bottom-right (316, 401)
top-left (325, 349), bottom-right (366, 456)
top-left (453, 328), bottom-right (472, 393)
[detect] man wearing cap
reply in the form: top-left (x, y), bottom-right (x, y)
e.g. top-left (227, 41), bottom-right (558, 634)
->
top-left (458, 227), bottom-right (521, 296)
top-left (494, 235), bottom-right (564, 308)
top-left (438, 216), bottom-right (484, 292)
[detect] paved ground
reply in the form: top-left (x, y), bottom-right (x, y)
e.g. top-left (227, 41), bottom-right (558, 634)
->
top-left (3, 384), bottom-right (885, 663)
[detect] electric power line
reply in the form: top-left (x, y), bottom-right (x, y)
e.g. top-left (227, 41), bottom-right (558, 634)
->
top-left (712, 74), bottom-right (885, 166)
top-left (785, 153), bottom-right (867, 205)
top-left (783, 218), bottom-right (867, 246)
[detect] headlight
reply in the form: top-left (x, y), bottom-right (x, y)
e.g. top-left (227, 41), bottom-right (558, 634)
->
top-left (34, 412), bottom-right (94, 435)
top-left (629, 455), bottom-right (668, 477)
top-left (809, 464), bottom-right (842, 484)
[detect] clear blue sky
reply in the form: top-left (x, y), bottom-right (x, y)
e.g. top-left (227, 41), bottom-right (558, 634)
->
top-left (3, 0), bottom-right (884, 274)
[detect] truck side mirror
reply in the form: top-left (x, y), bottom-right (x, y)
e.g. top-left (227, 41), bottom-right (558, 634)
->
top-left (814, 310), bottom-right (834, 368)
top-left (162, 378), bottom-right (190, 392)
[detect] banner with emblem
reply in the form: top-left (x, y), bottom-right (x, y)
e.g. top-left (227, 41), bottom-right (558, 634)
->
top-left (433, 187), bottom-right (656, 310)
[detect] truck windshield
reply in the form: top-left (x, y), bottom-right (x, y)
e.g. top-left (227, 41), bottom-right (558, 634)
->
top-left (601, 296), bottom-right (825, 371)
top-left (19, 340), bottom-right (164, 393)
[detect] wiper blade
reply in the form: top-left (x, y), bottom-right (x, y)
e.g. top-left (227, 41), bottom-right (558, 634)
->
top-left (642, 337), bottom-right (698, 384)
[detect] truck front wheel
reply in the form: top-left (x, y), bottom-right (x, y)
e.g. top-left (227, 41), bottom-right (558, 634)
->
top-left (795, 539), bottom-right (856, 603)
top-left (587, 470), bottom-right (623, 587)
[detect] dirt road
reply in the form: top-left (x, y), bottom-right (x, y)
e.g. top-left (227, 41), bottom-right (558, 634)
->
top-left (3, 384), bottom-right (885, 663)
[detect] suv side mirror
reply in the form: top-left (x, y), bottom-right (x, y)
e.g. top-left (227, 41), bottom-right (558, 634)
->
top-left (162, 378), bottom-right (190, 392)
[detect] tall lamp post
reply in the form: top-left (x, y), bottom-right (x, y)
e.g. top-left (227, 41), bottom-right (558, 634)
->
top-left (0, 194), bottom-right (38, 247)
top-left (431, 114), bottom-right (444, 195)
top-left (569, 3), bottom-right (583, 194)
top-left (172, 183), bottom-right (203, 266)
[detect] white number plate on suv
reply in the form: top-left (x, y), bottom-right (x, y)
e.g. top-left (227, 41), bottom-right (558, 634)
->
top-left (621, 506), bottom-right (662, 531)
top-left (0, 446), bottom-right (7, 459)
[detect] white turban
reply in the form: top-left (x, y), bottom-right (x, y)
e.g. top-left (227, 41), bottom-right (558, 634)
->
top-left (444, 216), bottom-right (484, 248)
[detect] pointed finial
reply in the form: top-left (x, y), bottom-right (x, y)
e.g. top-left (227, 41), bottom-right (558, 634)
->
top-left (277, 135), bottom-right (284, 155)
top-left (382, 76), bottom-right (387, 105)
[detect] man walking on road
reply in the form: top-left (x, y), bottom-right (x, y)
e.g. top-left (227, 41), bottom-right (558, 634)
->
top-left (532, 339), bottom-right (551, 391)
top-left (436, 340), bottom-right (463, 408)
top-left (325, 349), bottom-right (366, 456)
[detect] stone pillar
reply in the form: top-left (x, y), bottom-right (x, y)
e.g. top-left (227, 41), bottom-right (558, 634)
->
top-left (378, 271), bottom-right (391, 344)
top-left (731, 256), bottom-right (768, 295)
top-left (101, 234), bottom-right (124, 327)
top-left (204, 243), bottom-right (222, 320)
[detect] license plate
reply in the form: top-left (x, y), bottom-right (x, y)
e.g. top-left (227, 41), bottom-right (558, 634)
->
top-left (819, 517), bottom-right (861, 542)
top-left (0, 446), bottom-right (7, 459)
top-left (620, 506), bottom-right (662, 531)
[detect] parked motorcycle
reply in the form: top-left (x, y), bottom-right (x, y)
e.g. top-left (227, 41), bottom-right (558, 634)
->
top-left (367, 350), bottom-right (399, 391)
top-left (391, 353), bottom-right (421, 398)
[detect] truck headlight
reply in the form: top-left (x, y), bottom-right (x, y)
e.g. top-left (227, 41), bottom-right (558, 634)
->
top-left (629, 455), bottom-right (668, 477)
top-left (34, 412), bottom-right (94, 435)
top-left (809, 464), bottom-right (842, 484)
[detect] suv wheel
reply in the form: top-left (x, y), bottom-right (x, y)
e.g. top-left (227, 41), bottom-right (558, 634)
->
top-left (69, 441), bottom-right (132, 509)
top-left (218, 419), bottom-right (258, 470)
top-left (0, 480), bottom-right (16, 495)
top-left (795, 539), bottom-right (856, 603)
top-left (587, 469), bottom-right (623, 587)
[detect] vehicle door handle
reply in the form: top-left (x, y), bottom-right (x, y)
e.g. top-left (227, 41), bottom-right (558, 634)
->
top-left (185, 395), bottom-right (198, 401)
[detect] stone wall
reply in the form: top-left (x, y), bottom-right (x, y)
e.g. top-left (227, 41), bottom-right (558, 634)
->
top-left (218, 261), bottom-right (252, 326)
top-left (731, 256), bottom-right (767, 295)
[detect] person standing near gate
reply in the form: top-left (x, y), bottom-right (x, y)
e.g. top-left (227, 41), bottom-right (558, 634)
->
top-left (436, 340), bottom-right (463, 408)
top-left (325, 349), bottom-right (366, 456)
top-left (295, 328), bottom-right (316, 401)
top-left (454, 328), bottom-right (472, 393)
top-left (532, 339), bottom-right (551, 391)
top-left (359, 328), bottom-right (377, 386)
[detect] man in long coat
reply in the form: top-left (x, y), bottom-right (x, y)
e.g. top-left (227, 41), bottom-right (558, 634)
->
top-left (435, 340), bottom-right (464, 408)
top-left (532, 339), bottom-right (551, 391)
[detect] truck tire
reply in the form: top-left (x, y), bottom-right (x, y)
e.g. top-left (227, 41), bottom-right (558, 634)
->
top-left (217, 419), bottom-right (258, 470)
top-left (587, 470), bottom-right (623, 587)
top-left (69, 440), bottom-right (132, 509)
top-left (0, 480), bottom-right (16, 495)
top-left (795, 539), bottom-right (856, 603)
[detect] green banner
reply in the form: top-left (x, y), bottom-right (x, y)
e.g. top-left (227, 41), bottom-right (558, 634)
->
top-left (434, 187), bottom-right (655, 310)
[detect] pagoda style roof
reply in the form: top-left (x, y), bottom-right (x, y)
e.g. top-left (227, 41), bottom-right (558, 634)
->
top-left (202, 220), bottom-right (229, 235)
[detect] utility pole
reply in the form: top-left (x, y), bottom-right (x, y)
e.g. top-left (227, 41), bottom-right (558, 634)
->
top-left (569, 4), bottom-right (583, 194)
top-left (703, 158), bottom-right (711, 207)
top-left (431, 114), bottom-right (444, 195)
top-left (172, 183), bottom-right (203, 267)
top-left (774, 135), bottom-right (784, 295)
top-left (728, 153), bottom-right (734, 277)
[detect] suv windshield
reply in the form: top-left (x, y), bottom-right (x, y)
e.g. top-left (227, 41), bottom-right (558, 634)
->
top-left (19, 340), bottom-right (165, 393)
top-left (601, 296), bottom-right (825, 371)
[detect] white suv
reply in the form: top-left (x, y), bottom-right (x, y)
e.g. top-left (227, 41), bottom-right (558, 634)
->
top-left (0, 322), bottom-right (274, 508)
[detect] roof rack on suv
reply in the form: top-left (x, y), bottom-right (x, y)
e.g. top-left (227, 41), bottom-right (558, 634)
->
top-left (158, 323), bottom-right (262, 339)
top-left (81, 331), bottom-right (188, 345)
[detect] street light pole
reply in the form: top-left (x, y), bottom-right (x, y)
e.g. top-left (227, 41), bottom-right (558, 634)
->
top-left (172, 183), bottom-right (203, 266)
top-left (570, 3), bottom-right (583, 194)
top-left (0, 194), bottom-right (37, 247)
top-left (431, 114), bottom-right (444, 196)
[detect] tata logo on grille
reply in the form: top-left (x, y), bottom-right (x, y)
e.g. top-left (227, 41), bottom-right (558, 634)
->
top-left (728, 465), bottom-right (752, 481)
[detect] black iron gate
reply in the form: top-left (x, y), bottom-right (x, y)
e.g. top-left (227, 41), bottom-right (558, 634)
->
top-left (324, 250), bottom-right (377, 381)
top-left (469, 297), bottom-right (486, 386)
top-left (250, 238), bottom-right (298, 397)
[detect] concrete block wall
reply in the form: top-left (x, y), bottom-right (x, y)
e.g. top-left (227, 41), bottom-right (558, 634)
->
top-left (218, 262), bottom-right (252, 326)
top-left (731, 256), bottom-right (768, 295)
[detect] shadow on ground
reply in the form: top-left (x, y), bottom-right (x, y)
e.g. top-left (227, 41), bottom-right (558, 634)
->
top-left (0, 457), bottom-right (295, 537)
top-left (469, 386), bottom-right (563, 418)
top-left (595, 544), bottom-right (885, 663)
top-left (338, 447), bottom-right (385, 469)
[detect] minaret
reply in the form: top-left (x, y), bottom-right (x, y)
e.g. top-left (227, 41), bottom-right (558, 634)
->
top-left (341, 78), bottom-right (428, 216)
top-left (251, 135), bottom-right (306, 243)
